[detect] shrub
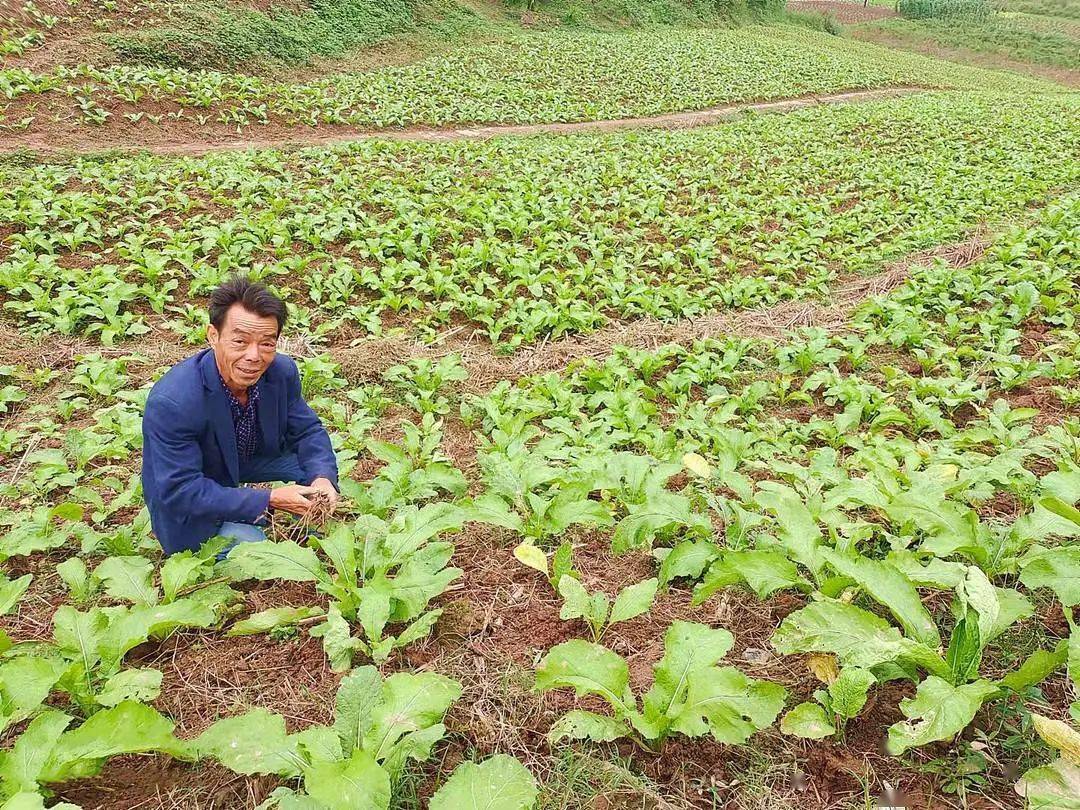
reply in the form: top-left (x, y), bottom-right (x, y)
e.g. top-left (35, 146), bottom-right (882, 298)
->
top-left (898, 0), bottom-right (994, 20)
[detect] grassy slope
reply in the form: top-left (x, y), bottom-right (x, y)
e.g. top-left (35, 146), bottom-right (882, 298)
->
top-left (849, 0), bottom-right (1080, 74)
top-left (102, 0), bottom-right (788, 71)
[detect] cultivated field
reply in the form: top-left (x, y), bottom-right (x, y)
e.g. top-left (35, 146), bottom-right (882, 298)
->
top-left (1, 1), bottom-right (1079, 809)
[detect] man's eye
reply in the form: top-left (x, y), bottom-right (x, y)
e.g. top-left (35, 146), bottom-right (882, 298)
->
top-left (260, 343), bottom-right (277, 350)
top-left (231, 339), bottom-right (245, 346)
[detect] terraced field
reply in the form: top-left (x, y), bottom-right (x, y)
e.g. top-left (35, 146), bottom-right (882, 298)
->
top-left (1, 1), bottom-right (1079, 809)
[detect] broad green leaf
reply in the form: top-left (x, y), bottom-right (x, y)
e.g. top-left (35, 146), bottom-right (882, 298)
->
top-left (334, 666), bottom-right (382, 753)
top-left (550, 541), bottom-right (574, 587)
top-left (315, 523), bottom-right (357, 587)
top-left (159, 553), bottom-right (210, 603)
top-left (393, 608), bottom-right (443, 649)
top-left (1, 794), bottom-right (81, 810)
top-left (512, 542), bottom-right (547, 576)
top-left (780, 702), bottom-right (833, 740)
top-left (194, 708), bottom-right (301, 777)
top-left (294, 725), bottom-right (341, 764)
top-left (557, 575), bottom-right (602, 625)
top-left (1000, 640), bottom-right (1067, 692)
top-left (0, 574), bottom-right (31, 616)
top-left (886, 552), bottom-right (966, 589)
top-left (535, 640), bottom-right (634, 715)
top-left (643, 621), bottom-right (734, 722)
top-left (56, 558), bottom-right (91, 603)
top-left (380, 723), bottom-right (447, 780)
top-left (221, 540), bottom-right (327, 583)
top-left (303, 750), bottom-right (390, 810)
top-left (362, 672), bottom-right (461, 763)
top-left (548, 710), bottom-right (629, 744)
top-left (464, 494), bottom-right (523, 533)
top-left (95, 667), bottom-right (163, 707)
top-left (311, 604), bottom-right (364, 673)
top-left (0, 710), bottom-right (72, 795)
top-left (670, 666), bottom-right (786, 744)
top-left (988, 586), bottom-right (1033, 642)
top-left (1040, 496), bottom-right (1080, 527)
top-left (772, 601), bottom-right (946, 676)
top-left (1020, 546), bottom-right (1080, 607)
top-left (609, 578), bottom-right (657, 625)
top-left (659, 539), bottom-right (719, 586)
top-left (92, 556), bottom-right (158, 605)
top-left (0, 655), bottom-right (66, 734)
top-left (356, 578), bottom-right (393, 642)
top-left (430, 754), bottom-right (539, 810)
top-left (821, 549), bottom-right (938, 647)
top-left (40, 701), bottom-right (188, 783)
top-left (227, 606), bottom-right (325, 637)
top-left (956, 566), bottom-right (1001, 644)
top-left (611, 492), bottom-right (706, 554)
top-left (886, 677), bottom-right (999, 755)
top-left (828, 667), bottom-right (875, 721)
top-left (52, 605), bottom-right (107, 671)
top-left (755, 482), bottom-right (822, 578)
top-left (694, 549), bottom-right (804, 604)
top-left (98, 599), bottom-right (217, 671)
top-left (946, 612), bottom-right (983, 686)
top-left (1015, 758), bottom-right (1080, 810)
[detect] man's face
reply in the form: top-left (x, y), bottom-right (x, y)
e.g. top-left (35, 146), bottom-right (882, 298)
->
top-left (208, 303), bottom-right (279, 391)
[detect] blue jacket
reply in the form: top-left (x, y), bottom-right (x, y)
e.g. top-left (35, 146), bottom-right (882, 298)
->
top-left (141, 349), bottom-right (338, 555)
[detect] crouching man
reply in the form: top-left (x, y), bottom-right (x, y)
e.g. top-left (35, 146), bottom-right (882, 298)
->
top-left (142, 275), bottom-right (338, 556)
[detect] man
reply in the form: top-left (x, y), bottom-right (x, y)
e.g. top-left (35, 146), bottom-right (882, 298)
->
top-left (142, 276), bottom-right (339, 556)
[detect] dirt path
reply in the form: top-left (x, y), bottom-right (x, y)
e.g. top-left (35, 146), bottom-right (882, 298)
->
top-left (11, 86), bottom-right (927, 157)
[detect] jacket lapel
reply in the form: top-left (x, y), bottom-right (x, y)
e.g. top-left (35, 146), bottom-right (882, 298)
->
top-left (255, 371), bottom-right (278, 457)
top-left (199, 350), bottom-right (239, 485)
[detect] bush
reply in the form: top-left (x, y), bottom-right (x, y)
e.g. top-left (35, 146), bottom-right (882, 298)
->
top-left (898, 0), bottom-right (993, 20)
top-left (107, 0), bottom-right (449, 71)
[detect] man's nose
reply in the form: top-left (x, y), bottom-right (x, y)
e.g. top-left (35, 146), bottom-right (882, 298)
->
top-left (243, 343), bottom-right (261, 360)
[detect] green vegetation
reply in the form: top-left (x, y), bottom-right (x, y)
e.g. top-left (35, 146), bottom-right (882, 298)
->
top-left (0, 24), bottom-right (1063, 137)
top-left (1003, 0), bottom-right (1080, 19)
top-left (1, 92), bottom-right (1075, 349)
top-left (0, 2), bottom-right (1078, 806)
top-left (867, 12), bottom-right (1080, 68)
top-left (107, 0), bottom-right (479, 71)
top-left (854, 0), bottom-right (1080, 72)
top-left (898, 0), bottom-right (994, 20)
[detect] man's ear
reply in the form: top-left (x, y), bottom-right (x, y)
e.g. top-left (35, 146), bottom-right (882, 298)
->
top-left (207, 324), bottom-right (219, 346)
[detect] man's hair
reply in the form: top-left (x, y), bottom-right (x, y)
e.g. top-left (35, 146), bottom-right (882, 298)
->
top-left (208, 276), bottom-right (287, 335)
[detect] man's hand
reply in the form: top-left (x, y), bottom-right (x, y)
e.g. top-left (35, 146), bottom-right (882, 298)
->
top-left (269, 484), bottom-right (319, 516)
top-left (309, 477), bottom-right (339, 511)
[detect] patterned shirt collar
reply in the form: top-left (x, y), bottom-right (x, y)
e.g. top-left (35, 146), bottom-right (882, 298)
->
top-left (219, 375), bottom-right (260, 461)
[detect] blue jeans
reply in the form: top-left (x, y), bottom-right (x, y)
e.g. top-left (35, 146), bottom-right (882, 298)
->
top-left (216, 453), bottom-right (307, 560)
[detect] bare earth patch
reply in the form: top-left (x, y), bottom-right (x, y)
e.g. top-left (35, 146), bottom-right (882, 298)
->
top-left (786, 0), bottom-right (900, 24)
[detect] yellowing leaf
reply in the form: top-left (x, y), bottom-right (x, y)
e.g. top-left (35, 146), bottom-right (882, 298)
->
top-left (807, 654), bottom-right (839, 685)
top-left (513, 542), bottom-right (548, 576)
top-left (1033, 713), bottom-right (1080, 766)
top-left (682, 453), bottom-right (712, 479)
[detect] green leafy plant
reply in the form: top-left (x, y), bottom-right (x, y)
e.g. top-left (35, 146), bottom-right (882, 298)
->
top-left (536, 621), bottom-right (786, 750)
top-left (197, 666), bottom-right (461, 810)
top-left (222, 508), bottom-right (465, 666)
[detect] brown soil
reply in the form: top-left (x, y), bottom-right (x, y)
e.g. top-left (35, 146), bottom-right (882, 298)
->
top-left (787, 0), bottom-right (900, 24)
top-left (0, 86), bottom-right (928, 156)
